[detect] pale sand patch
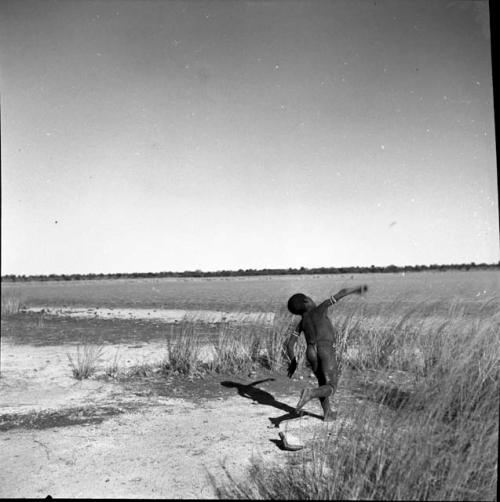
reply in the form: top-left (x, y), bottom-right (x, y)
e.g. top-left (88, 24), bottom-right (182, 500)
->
top-left (0, 341), bottom-right (218, 414)
top-left (0, 395), bottom-right (310, 498)
top-left (22, 306), bottom-right (276, 324)
top-left (0, 343), bottom-right (121, 414)
top-left (0, 338), bottom-right (342, 498)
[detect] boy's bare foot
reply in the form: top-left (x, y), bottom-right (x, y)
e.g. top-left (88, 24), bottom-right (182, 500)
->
top-left (296, 388), bottom-right (312, 411)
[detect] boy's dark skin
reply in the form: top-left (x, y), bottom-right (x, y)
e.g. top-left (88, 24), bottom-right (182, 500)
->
top-left (286, 285), bottom-right (368, 421)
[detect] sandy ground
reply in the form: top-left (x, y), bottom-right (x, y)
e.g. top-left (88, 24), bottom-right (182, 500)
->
top-left (0, 331), bottom-right (361, 498)
top-left (1, 390), bottom-right (300, 498)
top-left (22, 306), bottom-right (276, 324)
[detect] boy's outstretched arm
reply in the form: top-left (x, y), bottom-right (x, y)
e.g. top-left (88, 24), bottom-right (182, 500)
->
top-left (320, 285), bottom-right (368, 308)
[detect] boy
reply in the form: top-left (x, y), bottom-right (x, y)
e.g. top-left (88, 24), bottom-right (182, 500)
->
top-left (286, 285), bottom-right (368, 421)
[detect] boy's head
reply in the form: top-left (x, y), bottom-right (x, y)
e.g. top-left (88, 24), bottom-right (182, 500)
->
top-left (287, 293), bottom-right (315, 315)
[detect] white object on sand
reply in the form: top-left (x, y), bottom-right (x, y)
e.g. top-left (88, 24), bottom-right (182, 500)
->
top-left (279, 431), bottom-right (304, 451)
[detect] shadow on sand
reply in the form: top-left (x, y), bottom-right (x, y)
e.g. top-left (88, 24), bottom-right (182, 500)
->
top-left (221, 378), bottom-right (323, 427)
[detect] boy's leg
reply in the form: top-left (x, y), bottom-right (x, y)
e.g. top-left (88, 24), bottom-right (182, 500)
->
top-left (296, 382), bottom-right (332, 411)
top-left (296, 344), bottom-right (321, 410)
top-left (305, 344), bottom-right (319, 373)
top-left (320, 381), bottom-right (338, 421)
top-left (296, 374), bottom-right (334, 413)
top-left (317, 345), bottom-right (339, 421)
top-left (295, 345), bottom-right (339, 419)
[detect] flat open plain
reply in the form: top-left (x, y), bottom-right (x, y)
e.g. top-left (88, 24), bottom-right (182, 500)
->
top-left (1, 271), bottom-right (498, 498)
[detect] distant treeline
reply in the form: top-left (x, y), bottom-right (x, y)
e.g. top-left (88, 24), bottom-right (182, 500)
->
top-left (1, 262), bottom-right (498, 282)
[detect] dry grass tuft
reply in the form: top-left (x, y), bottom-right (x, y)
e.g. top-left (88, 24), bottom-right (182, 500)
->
top-left (1, 294), bottom-right (22, 315)
top-left (67, 343), bottom-right (104, 380)
top-left (127, 362), bottom-right (157, 378)
top-left (208, 323), bottom-right (269, 374)
top-left (161, 322), bottom-right (204, 376)
top-left (105, 348), bottom-right (121, 378)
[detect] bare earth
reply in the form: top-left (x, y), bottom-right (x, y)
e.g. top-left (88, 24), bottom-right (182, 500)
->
top-left (0, 312), bottom-right (397, 499)
top-left (22, 306), bottom-right (276, 325)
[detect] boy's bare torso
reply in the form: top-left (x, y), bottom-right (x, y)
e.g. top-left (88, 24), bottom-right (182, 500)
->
top-left (299, 303), bottom-right (337, 346)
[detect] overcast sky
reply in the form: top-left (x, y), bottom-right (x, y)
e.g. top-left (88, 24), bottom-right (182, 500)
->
top-left (1, 0), bottom-right (497, 275)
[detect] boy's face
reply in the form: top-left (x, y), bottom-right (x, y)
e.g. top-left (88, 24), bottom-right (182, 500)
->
top-left (303, 296), bottom-right (316, 311)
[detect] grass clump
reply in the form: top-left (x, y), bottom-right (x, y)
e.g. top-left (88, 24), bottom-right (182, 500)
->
top-left (161, 314), bottom-right (300, 377)
top-left (127, 362), bottom-right (158, 378)
top-left (209, 323), bottom-right (268, 374)
top-left (104, 348), bottom-right (121, 378)
top-left (1, 293), bottom-right (22, 315)
top-left (208, 317), bottom-right (305, 374)
top-left (209, 327), bottom-right (254, 374)
top-left (161, 322), bottom-right (203, 377)
top-left (67, 343), bottom-right (104, 380)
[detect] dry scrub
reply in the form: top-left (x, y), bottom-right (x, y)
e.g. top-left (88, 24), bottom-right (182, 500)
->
top-left (213, 299), bottom-right (499, 501)
top-left (67, 343), bottom-right (104, 380)
top-left (1, 293), bottom-right (22, 315)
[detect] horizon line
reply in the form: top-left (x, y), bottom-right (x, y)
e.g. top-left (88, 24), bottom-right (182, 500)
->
top-left (1, 261), bottom-right (499, 280)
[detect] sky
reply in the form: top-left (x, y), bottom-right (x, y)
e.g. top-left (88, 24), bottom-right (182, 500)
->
top-left (0, 0), bottom-right (498, 275)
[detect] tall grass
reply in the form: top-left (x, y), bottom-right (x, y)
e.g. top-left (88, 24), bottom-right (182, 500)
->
top-left (161, 322), bottom-right (204, 376)
top-left (207, 315), bottom-right (310, 374)
top-left (160, 313), bottom-right (306, 376)
top-left (334, 299), bottom-right (499, 376)
top-left (105, 348), bottom-right (121, 378)
top-left (214, 299), bottom-right (500, 501)
top-left (209, 324), bottom-right (260, 374)
top-left (67, 343), bottom-right (104, 380)
top-left (1, 293), bottom-right (22, 315)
